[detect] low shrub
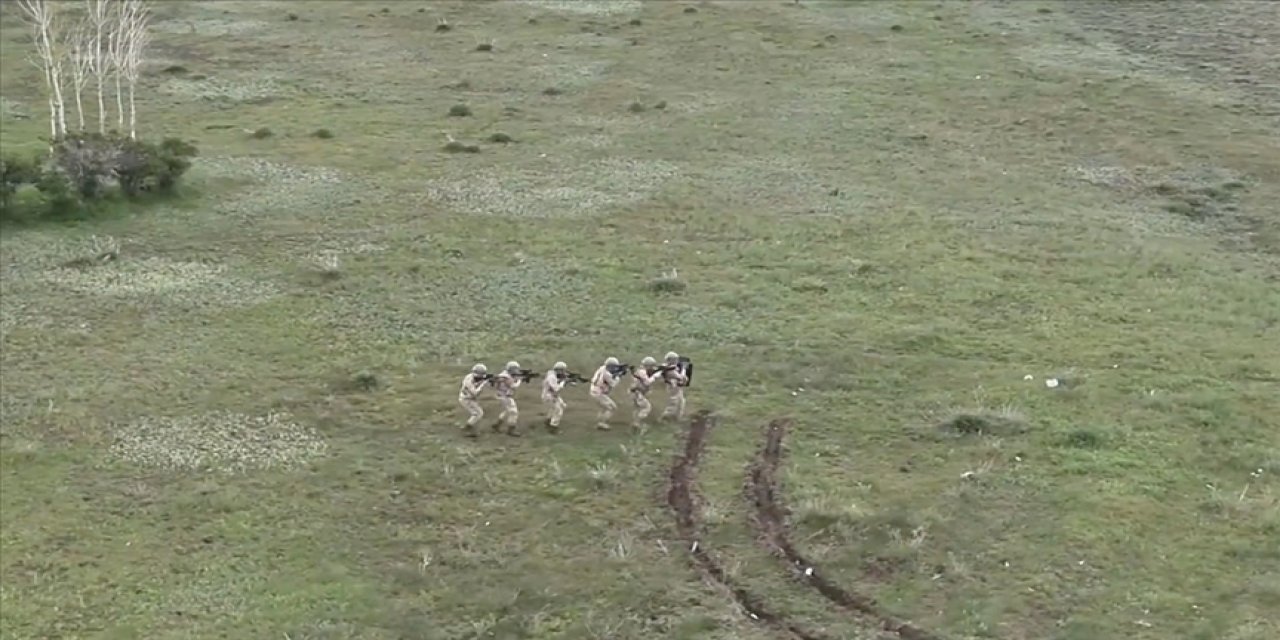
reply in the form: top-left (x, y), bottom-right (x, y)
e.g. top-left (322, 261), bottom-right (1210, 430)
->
top-left (1, 132), bottom-right (199, 225)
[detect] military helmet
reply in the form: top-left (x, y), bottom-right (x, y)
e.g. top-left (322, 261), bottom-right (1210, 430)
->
top-left (553, 361), bottom-right (567, 371)
top-left (506, 360), bottom-right (520, 371)
top-left (605, 356), bottom-right (619, 366)
top-left (664, 351), bottom-right (679, 363)
top-left (641, 356), bottom-right (656, 366)
top-left (472, 363), bottom-right (487, 374)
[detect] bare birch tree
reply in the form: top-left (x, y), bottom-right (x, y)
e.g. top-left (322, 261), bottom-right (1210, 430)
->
top-left (86, 0), bottom-right (115, 135)
top-left (67, 20), bottom-right (95, 131)
top-left (108, 0), bottom-right (150, 139)
top-left (106, 0), bottom-right (128, 132)
top-left (122, 0), bottom-right (151, 140)
top-left (17, 0), bottom-right (68, 139)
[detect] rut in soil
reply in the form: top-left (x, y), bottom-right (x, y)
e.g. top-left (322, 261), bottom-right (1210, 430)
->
top-left (745, 418), bottom-right (944, 640)
top-left (666, 410), bottom-right (832, 640)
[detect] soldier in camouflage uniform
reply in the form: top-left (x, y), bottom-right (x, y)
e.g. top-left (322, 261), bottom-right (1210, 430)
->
top-left (458, 363), bottom-right (490, 438)
top-left (490, 360), bottom-right (525, 436)
top-left (630, 356), bottom-right (660, 431)
top-left (589, 356), bottom-right (621, 431)
top-left (660, 351), bottom-right (688, 421)
top-left (542, 361), bottom-right (569, 433)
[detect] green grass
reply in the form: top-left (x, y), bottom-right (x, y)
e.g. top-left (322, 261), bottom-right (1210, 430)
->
top-left (2, 1), bottom-right (1278, 639)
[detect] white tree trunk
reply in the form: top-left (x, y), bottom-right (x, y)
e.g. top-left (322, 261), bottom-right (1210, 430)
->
top-left (91, 0), bottom-right (110, 135)
top-left (96, 76), bottom-right (107, 134)
top-left (73, 85), bottom-right (85, 130)
top-left (51, 68), bottom-right (67, 137)
top-left (127, 84), bottom-right (136, 139)
top-left (115, 73), bottom-right (124, 131)
top-left (46, 89), bottom-right (58, 139)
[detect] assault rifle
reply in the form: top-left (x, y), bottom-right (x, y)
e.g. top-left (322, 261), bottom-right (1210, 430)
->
top-left (557, 371), bottom-right (590, 385)
top-left (629, 358), bottom-right (693, 387)
top-left (607, 363), bottom-right (632, 379)
top-left (482, 369), bottom-right (541, 384)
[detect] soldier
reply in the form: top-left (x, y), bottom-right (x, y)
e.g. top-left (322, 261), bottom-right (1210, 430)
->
top-left (660, 351), bottom-right (688, 421)
top-left (589, 356), bottom-right (621, 431)
top-left (542, 361), bottom-right (569, 433)
top-left (630, 356), bottom-right (661, 431)
top-left (458, 363), bottom-right (490, 438)
top-left (489, 360), bottom-right (524, 436)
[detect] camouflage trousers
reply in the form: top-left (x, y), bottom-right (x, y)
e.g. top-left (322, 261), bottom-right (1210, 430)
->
top-left (459, 396), bottom-right (484, 427)
top-left (631, 389), bottom-right (652, 426)
top-left (590, 390), bottom-right (616, 429)
top-left (543, 394), bottom-right (566, 427)
top-left (497, 396), bottom-right (518, 427)
top-left (662, 387), bottom-right (686, 421)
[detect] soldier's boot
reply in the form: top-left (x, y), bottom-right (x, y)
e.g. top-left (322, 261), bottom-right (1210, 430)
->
top-left (547, 422), bottom-right (560, 434)
top-left (490, 420), bottom-right (503, 433)
top-left (462, 424), bottom-right (478, 438)
top-left (505, 424), bottom-right (522, 437)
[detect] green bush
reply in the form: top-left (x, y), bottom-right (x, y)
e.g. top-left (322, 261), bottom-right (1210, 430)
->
top-left (34, 170), bottom-right (82, 218)
top-left (1, 155), bottom-right (41, 215)
top-left (0, 132), bottom-right (199, 225)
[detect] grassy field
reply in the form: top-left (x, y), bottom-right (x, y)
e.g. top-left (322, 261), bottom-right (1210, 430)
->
top-left (2, 1), bottom-right (1278, 639)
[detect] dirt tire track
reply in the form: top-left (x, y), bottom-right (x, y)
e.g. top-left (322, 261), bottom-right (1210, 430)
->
top-left (746, 418), bottom-right (944, 640)
top-left (666, 410), bottom-right (832, 640)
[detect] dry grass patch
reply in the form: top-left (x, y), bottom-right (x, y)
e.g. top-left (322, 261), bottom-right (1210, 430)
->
top-left (110, 411), bottom-right (328, 474)
top-left (312, 257), bottom-right (594, 355)
top-left (515, 0), bottom-right (643, 17)
top-left (150, 16), bottom-right (273, 37)
top-left (556, 32), bottom-right (630, 50)
top-left (1, 234), bottom-right (127, 273)
top-left (562, 133), bottom-right (615, 149)
top-left (29, 257), bottom-right (279, 307)
top-left (709, 155), bottom-right (842, 215)
top-left (157, 75), bottom-right (295, 103)
top-left (422, 157), bottom-right (679, 218)
top-left (530, 60), bottom-right (616, 92)
top-left (197, 156), bottom-right (360, 218)
top-left (791, 490), bottom-right (871, 533)
top-left (1, 236), bottom-right (284, 331)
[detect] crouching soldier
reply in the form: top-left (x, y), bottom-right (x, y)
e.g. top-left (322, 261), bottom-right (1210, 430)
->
top-left (589, 356), bottom-right (622, 431)
top-left (661, 351), bottom-right (688, 421)
top-left (458, 363), bottom-right (490, 438)
top-left (542, 361), bottom-right (569, 433)
top-left (490, 361), bottom-right (525, 436)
